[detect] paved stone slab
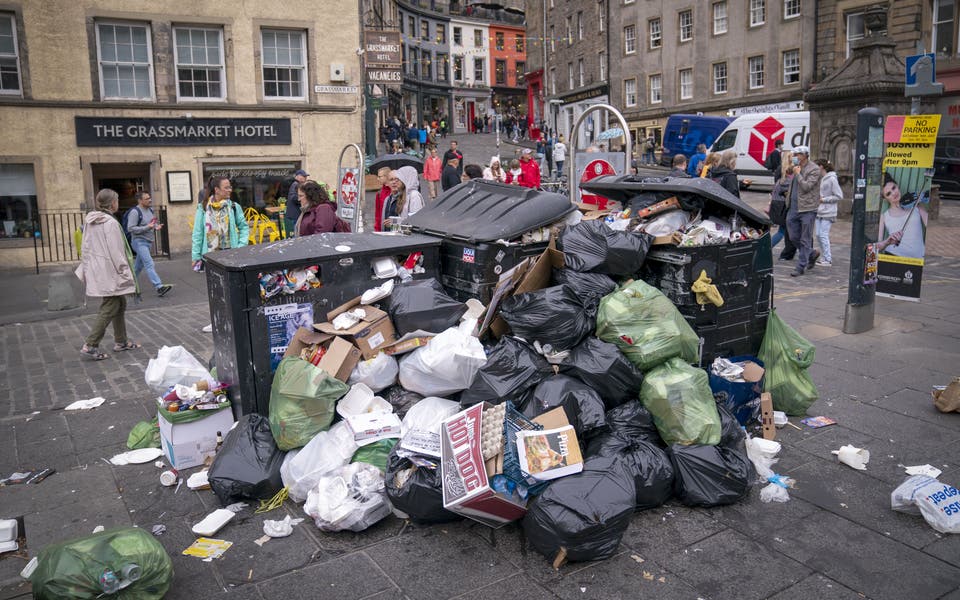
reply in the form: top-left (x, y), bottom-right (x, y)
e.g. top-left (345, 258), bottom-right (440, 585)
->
top-left (922, 532), bottom-right (960, 569)
top-left (543, 552), bottom-right (704, 600)
top-left (257, 552), bottom-right (396, 600)
top-left (702, 487), bottom-right (819, 543)
top-left (212, 512), bottom-right (325, 586)
top-left (766, 573), bottom-right (866, 600)
top-left (307, 513), bottom-right (407, 555)
top-left (773, 511), bottom-right (960, 600)
top-left (1, 463), bottom-right (117, 516)
top-left (869, 387), bottom-right (960, 429)
top-left (367, 519), bottom-right (518, 599)
top-left (663, 528), bottom-right (810, 600)
top-left (620, 503), bottom-right (726, 560)
top-left (453, 573), bottom-right (556, 600)
top-left (23, 494), bottom-right (132, 554)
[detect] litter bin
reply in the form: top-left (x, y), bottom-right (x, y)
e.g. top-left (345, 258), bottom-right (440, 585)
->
top-left (581, 175), bottom-right (772, 365)
top-left (204, 232), bottom-right (442, 417)
top-left (406, 179), bottom-right (576, 303)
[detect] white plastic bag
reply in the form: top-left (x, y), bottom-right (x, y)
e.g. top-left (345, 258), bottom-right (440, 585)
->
top-left (303, 462), bottom-right (391, 532)
top-left (398, 327), bottom-right (487, 397)
top-left (398, 397), bottom-right (460, 457)
top-left (745, 436), bottom-right (793, 503)
top-left (144, 345), bottom-right (215, 394)
top-left (348, 353), bottom-right (399, 392)
top-left (891, 475), bottom-right (960, 534)
top-left (282, 422), bottom-right (359, 502)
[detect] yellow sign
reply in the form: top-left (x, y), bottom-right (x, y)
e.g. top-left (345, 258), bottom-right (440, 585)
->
top-left (883, 143), bottom-right (936, 168)
top-left (884, 115), bottom-right (942, 144)
top-left (878, 254), bottom-right (924, 267)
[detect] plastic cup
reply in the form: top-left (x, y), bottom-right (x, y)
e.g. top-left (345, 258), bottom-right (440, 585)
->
top-left (160, 470), bottom-right (178, 486)
top-left (834, 445), bottom-right (870, 470)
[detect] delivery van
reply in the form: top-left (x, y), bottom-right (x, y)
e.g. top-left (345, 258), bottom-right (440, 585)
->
top-left (708, 112), bottom-right (811, 188)
top-left (659, 114), bottom-right (734, 167)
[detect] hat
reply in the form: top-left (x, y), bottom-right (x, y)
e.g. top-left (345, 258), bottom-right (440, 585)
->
top-left (792, 146), bottom-right (809, 156)
top-left (521, 148), bottom-right (533, 155)
top-left (294, 169), bottom-right (309, 177)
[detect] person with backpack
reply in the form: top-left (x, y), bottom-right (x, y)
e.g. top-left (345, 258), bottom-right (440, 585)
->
top-left (191, 175), bottom-right (250, 271)
top-left (124, 191), bottom-right (171, 297)
top-left (764, 139), bottom-right (784, 184)
top-left (710, 150), bottom-right (741, 197)
top-left (295, 180), bottom-right (350, 236)
top-left (688, 144), bottom-right (707, 177)
top-left (76, 188), bottom-right (140, 360)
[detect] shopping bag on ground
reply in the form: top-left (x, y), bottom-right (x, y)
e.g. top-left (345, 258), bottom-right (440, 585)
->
top-left (144, 345), bottom-right (215, 394)
top-left (891, 475), bottom-right (960, 534)
top-left (269, 356), bottom-right (349, 451)
top-left (639, 357), bottom-right (721, 446)
top-left (758, 310), bottom-right (818, 416)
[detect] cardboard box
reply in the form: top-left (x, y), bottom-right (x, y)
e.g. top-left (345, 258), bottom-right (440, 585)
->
top-left (740, 361), bottom-right (765, 383)
top-left (760, 392), bottom-right (776, 440)
top-left (283, 327), bottom-right (361, 383)
top-left (158, 407), bottom-right (235, 470)
top-left (336, 384), bottom-right (402, 445)
top-left (484, 244), bottom-right (565, 339)
top-left (315, 297), bottom-right (397, 359)
top-left (440, 403), bottom-right (528, 528)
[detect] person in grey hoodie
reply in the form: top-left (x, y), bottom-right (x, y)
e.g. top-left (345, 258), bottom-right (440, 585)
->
top-left (382, 166), bottom-right (425, 228)
top-left (814, 159), bottom-right (842, 267)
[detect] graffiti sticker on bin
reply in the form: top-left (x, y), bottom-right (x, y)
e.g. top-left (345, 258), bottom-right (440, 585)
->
top-left (462, 248), bottom-right (476, 263)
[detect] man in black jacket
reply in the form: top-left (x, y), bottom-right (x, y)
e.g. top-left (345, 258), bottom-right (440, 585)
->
top-left (442, 156), bottom-right (461, 191)
top-left (442, 140), bottom-right (464, 176)
top-left (765, 139), bottom-right (783, 184)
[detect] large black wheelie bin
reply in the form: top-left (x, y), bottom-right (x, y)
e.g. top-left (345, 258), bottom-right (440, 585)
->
top-left (204, 232), bottom-right (441, 416)
top-left (581, 175), bottom-right (773, 365)
top-left (406, 179), bottom-right (577, 303)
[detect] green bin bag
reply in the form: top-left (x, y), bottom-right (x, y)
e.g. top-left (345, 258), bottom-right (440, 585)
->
top-left (758, 310), bottom-right (819, 416)
top-left (126, 421), bottom-right (160, 450)
top-left (351, 438), bottom-right (398, 472)
top-left (30, 527), bottom-right (173, 600)
top-left (270, 356), bottom-right (349, 451)
top-left (639, 357), bottom-right (721, 446)
top-left (596, 280), bottom-right (700, 371)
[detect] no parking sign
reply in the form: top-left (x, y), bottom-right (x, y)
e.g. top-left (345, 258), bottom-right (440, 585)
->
top-left (574, 152), bottom-right (624, 208)
top-left (337, 167), bottom-right (360, 230)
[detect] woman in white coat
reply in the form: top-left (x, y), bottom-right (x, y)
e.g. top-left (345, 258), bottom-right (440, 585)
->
top-left (381, 166), bottom-right (425, 228)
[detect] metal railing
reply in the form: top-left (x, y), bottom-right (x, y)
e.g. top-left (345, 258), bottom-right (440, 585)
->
top-left (32, 207), bottom-right (170, 274)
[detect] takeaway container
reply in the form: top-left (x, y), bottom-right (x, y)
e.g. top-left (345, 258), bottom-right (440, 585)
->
top-left (204, 232), bottom-right (441, 416)
top-left (406, 179), bottom-right (576, 303)
top-left (581, 175), bottom-right (773, 365)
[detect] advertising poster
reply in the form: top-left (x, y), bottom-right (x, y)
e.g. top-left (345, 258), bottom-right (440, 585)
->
top-left (877, 115), bottom-right (940, 301)
top-left (266, 302), bottom-right (314, 370)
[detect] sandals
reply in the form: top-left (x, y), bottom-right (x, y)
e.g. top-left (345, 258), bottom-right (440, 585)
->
top-left (81, 345), bottom-right (109, 361)
top-left (113, 341), bottom-right (142, 352)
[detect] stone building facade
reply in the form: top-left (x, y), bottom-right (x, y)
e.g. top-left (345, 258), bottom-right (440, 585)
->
top-left (0, 0), bottom-right (362, 268)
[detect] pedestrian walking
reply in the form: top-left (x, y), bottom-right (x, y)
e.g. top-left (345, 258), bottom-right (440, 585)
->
top-left (423, 147), bottom-right (443, 200)
top-left (765, 139), bottom-right (784, 185)
top-left (443, 140), bottom-right (464, 176)
top-left (768, 152), bottom-right (797, 259)
top-left (785, 146), bottom-right (822, 277)
top-left (125, 191), bottom-right (171, 297)
top-left (76, 188), bottom-right (140, 361)
top-left (545, 133), bottom-right (555, 179)
top-left (553, 135), bottom-right (567, 178)
top-left (442, 156), bottom-right (461, 191)
top-left (814, 159), bottom-right (841, 267)
top-left (688, 144), bottom-right (707, 177)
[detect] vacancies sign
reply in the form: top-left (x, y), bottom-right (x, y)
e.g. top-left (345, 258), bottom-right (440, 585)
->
top-left (75, 117), bottom-right (292, 147)
top-left (363, 30), bottom-right (402, 84)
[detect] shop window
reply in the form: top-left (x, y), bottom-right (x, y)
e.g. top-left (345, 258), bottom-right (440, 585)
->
top-left (174, 26), bottom-right (225, 100)
top-left (261, 29), bottom-right (306, 100)
top-left (96, 22), bottom-right (154, 100)
top-left (0, 164), bottom-right (38, 242)
top-left (203, 163), bottom-right (299, 211)
top-left (0, 14), bottom-right (22, 95)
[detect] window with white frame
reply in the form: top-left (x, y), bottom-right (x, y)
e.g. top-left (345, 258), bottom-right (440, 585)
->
top-left (750, 0), bottom-right (765, 26)
top-left (784, 0), bottom-right (800, 19)
top-left (748, 55), bottom-right (764, 88)
top-left (97, 22), bottom-right (154, 100)
top-left (713, 2), bottom-right (728, 34)
top-left (578, 58), bottom-right (584, 86)
top-left (598, 0), bottom-right (605, 32)
top-left (0, 14), bottom-right (22, 94)
top-left (550, 66), bottom-right (556, 94)
top-left (679, 11), bottom-right (693, 42)
top-left (261, 29), bottom-right (306, 99)
top-left (649, 73), bottom-right (661, 103)
top-left (568, 62), bottom-right (573, 88)
top-left (174, 27), bottom-right (224, 100)
top-left (782, 48), bottom-right (799, 84)
top-left (599, 51), bottom-right (606, 81)
top-left (624, 77), bottom-right (637, 107)
top-left (624, 24), bottom-right (636, 54)
top-left (679, 68), bottom-right (692, 99)
top-left (649, 18), bottom-right (662, 49)
top-left (473, 57), bottom-right (484, 82)
top-left (933, 0), bottom-right (955, 57)
top-left (713, 62), bottom-right (727, 94)
top-left (578, 11), bottom-right (583, 40)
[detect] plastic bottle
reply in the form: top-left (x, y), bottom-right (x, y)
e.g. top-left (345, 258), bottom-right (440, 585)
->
top-left (100, 569), bottom-right (120, 594)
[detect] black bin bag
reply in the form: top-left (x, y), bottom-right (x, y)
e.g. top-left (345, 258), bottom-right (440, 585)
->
top-left (586, 432), bottom-right (674, 510)
top-left (459, 336), bottom-right (554, 410)
top-left (208, 414), bottom-right (286, 506)
top-left (561, 337), bottom-right (644, 410)
top-left (384, 447), bottom-right (460, 524)
top-left (558, 220), bottom-right (653, 276)
top-left (386, 278), bottom-right (468, 335)
top-left (551, 268), bottom-right (617, 311)
top-left (669, 443), bottom-right (755, 507)
top-left (525, 375), bottom-right (607, 440)
top-left (499, 285), bottom-right (593, 352)
top-left (523, 455), bottom-right (636, 563)
top-left (717, 403), bottom-right (746, 450)
top-left (604, 400), bottom-right (663, 446)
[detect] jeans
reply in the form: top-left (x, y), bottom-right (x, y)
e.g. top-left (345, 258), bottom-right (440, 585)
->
top-left (555, 160), bottom-right (565, 178)
top-left (770, 226), bottom-right (785, 248)
top-left (815, 218), bottom-right (833, 263)
top-left (787, 209), bottom-right (817, 272)
top-left (132, 238), bottom-right (161, 289)
top-left (85, 296), bottom-right (127, 347)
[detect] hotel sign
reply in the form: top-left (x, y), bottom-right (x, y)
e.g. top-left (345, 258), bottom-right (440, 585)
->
top-left (364, 30), bottom-right (402, 84)
top-left (75, 117), bottom-right (292, 146)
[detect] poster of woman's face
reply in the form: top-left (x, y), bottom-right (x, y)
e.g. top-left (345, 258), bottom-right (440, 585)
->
top-left (877, 166), bottom-right (932, 259)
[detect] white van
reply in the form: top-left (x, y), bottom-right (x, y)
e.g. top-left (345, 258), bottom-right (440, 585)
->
top-left (708, 112), bottom-right (811, 188)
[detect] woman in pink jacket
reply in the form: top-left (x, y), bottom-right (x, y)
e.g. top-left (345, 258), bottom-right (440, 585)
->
top-left (76, 188), bottom-right (140, 360)
top-left (422, 147), bottom-right (443, 201)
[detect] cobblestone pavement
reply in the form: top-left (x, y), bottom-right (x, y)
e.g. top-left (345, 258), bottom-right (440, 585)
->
top-left (1, 133), bottom-right (959, 598)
